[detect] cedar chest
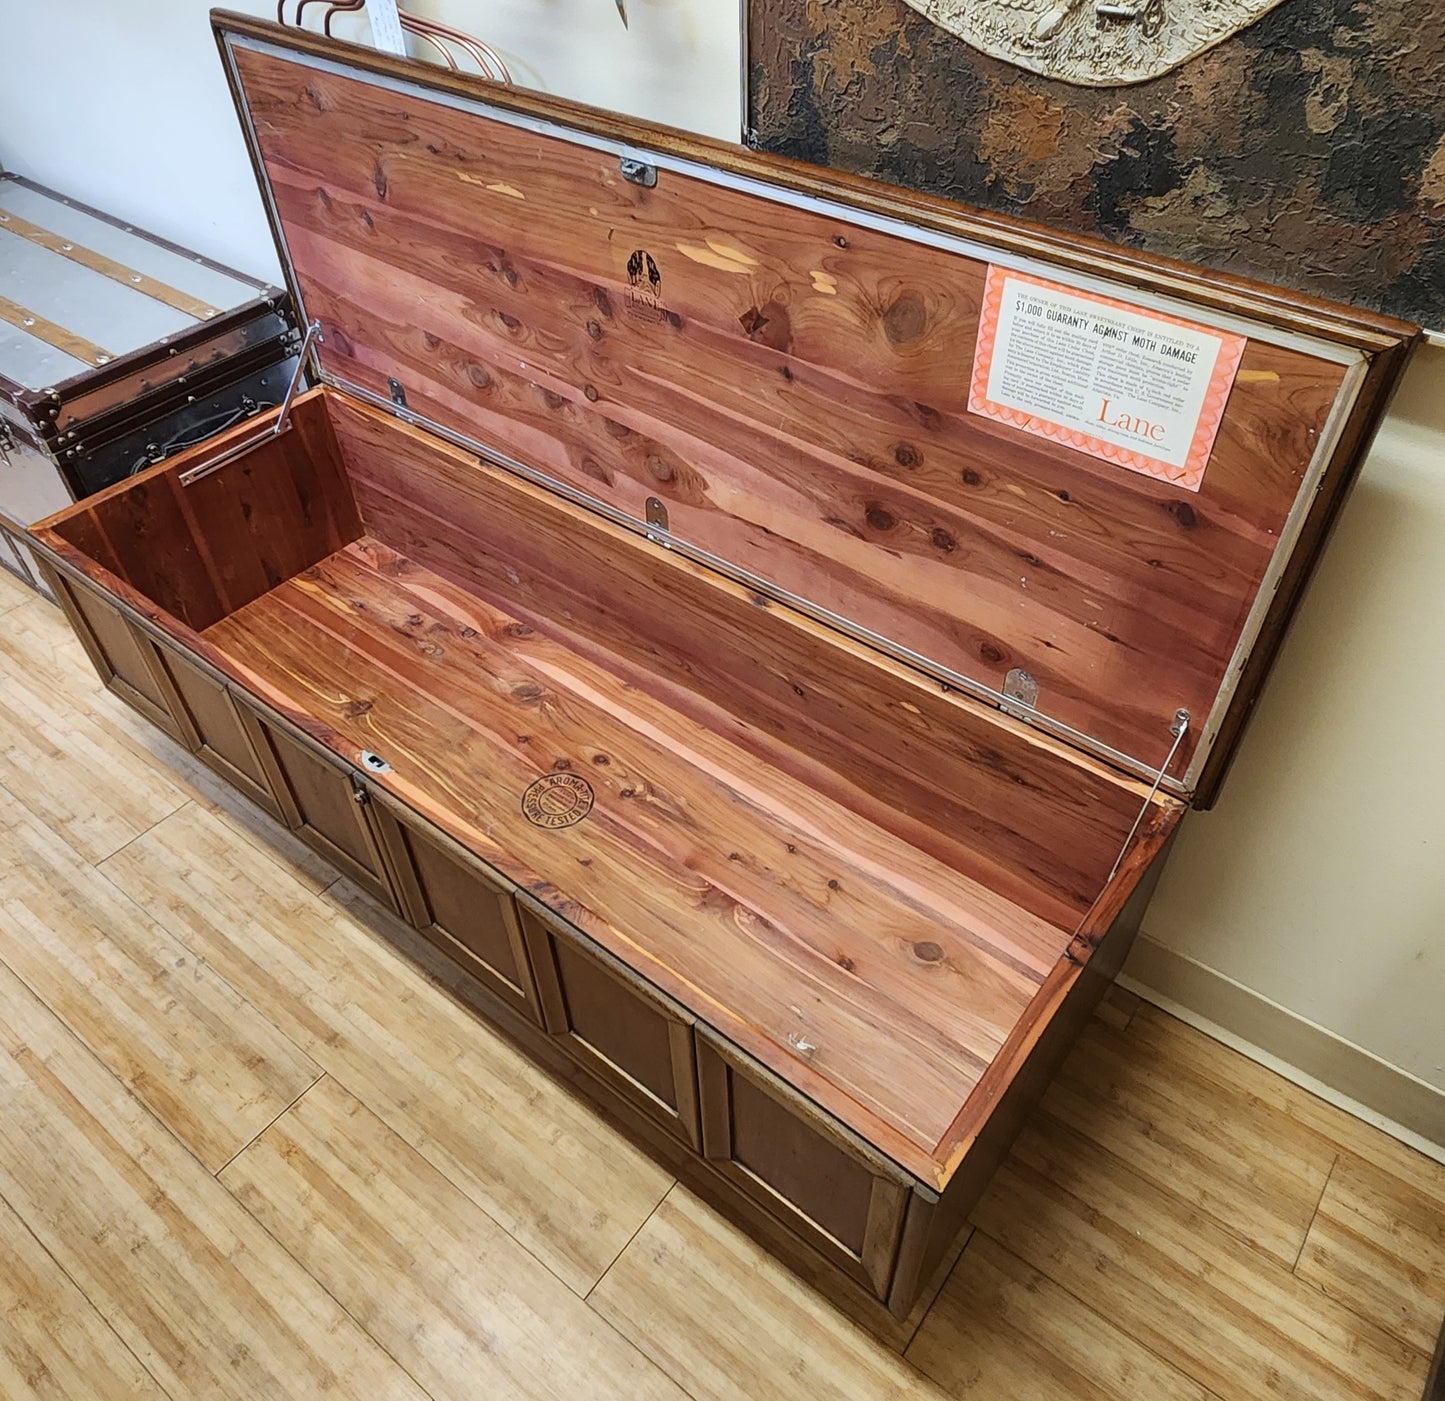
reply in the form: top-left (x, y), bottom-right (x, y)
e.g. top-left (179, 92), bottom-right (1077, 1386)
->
top-left (27, 13), bottom-right (1418, 1322)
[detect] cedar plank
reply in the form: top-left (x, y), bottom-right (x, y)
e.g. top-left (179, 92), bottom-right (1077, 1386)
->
top-left (328, 393), bottom-right (1142, 923)
top-left (234, 46), bottom-right (1352, 779)
top-left (204, 541), bottom-right (1063, 1160)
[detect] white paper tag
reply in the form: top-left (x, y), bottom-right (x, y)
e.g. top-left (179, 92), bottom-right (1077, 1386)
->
top-left (368, 0), bottom-right (408, 57)
top-left (969, 267), bottom-right (1247, 492)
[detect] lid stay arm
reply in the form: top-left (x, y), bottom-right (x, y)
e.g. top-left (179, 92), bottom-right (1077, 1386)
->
top-left (179, 318), bottom-right (322, 487)
top-left (1071, 707), bottom-right (1189, 938)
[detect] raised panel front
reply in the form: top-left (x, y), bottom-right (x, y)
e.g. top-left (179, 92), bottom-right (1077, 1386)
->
top-left (520, 905), bottom-right (700, 1148)
top-left (696, 1028), bottom-right (910, 1299)
top-left (148, 641), bottom-right (282, 819)
top-left (248, 714), bottom-right (397, 908)
top-left (44, 567), bottom-right (184, 740)
top-left (373, 804), bottom-right (542, 1024)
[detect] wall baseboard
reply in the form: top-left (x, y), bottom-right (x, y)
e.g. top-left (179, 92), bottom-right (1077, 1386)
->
top-left (1122, 934), bottom-right (1445, 1166)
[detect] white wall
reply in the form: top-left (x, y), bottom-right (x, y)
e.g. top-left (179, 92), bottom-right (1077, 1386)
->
top-left (1, 0), bottom-right (1439, 1147)
top-left (0, 0), bottom-right (741, 279)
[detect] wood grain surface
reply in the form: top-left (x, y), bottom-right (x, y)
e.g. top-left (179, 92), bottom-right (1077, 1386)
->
top-left (0, 960), bottom-right (429, 1401)
top-left (101, 804), bottom-right (674, 1295)
top-left (0, 1190), bottom-right (172, 1401)
top-left (591, 1186), bottom-right (952, 1401)
top-left (0, 790), bottom-right (319, 1172)
top-left (231, 42), bottom-right (1361, 783)
top-left (970, 1111), bottom-right (1426, 1401)
top-left (3, 542), bottom-right (1437, 1397)
top-left (203, 535), bottom-right (1081, 1179)
top-left (41, 389), bottom-right (358, 631)
top-left (330, 394), bottom-right (1149, 928)
top-left (1296, 1150), bottom-right (1445, 1356)
top-left (0, 617), bottom-right (190, 863)
top-left (909, 1231), bottom-right (1215, 1400)
top-left (220, 1076), bottom-right (688, 1400)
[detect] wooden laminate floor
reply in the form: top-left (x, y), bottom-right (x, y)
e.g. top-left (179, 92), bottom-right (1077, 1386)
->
top-left (0, 560), bottom-right (1440, 1401)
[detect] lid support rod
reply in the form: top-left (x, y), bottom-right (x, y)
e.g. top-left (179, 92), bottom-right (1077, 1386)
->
top-left (1072, 707), bottom-right (1189, 938)
top-left (179, 318), bottom-right (322, 486)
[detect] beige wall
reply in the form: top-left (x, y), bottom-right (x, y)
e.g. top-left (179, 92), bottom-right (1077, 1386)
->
top-left (1130, 343), bottom-right (1445, 1145)
top-left (2, 0), bottom-right (1438, 1145)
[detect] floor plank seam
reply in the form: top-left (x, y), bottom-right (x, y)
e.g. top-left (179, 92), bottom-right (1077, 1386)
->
top-left (1292, 1152), bottom-right (1337, 1274)
top-left (585, 1178), bottom-right (684, 1307)
top-left (213, 1142), bottom-right (447, 1401)
top-left (0, 1179), bottom-right (185, 1401)
top-left (316, 1051), bottom-right (650, 1305)
top-left (211, 1070), bottom-right (329, 1179)
top-left (1039, 1077), bottom-right (1338, 1278)
top-left (0, 942), bottom-right (287, 1193)
top-left (88, 793), bottom-right (195, 869)
top-left (319, 882), bottom-right (694, 1296)
top-left (0, 766), bottom-right (182, 892)
top-left (928, 1228), bottom-right (1233, 1401)
top-left (86, 831), bottom-right (668, 1322)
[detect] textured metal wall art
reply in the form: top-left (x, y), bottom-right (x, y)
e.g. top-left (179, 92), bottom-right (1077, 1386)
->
top-left (748, 0), bottom-right (1445, 328)
top-left (899, 0), bottom-right (1293, 86)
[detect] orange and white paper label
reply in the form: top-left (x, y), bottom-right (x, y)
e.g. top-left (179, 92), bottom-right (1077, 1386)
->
top-left (969, 266), bottom-right (1246, 492)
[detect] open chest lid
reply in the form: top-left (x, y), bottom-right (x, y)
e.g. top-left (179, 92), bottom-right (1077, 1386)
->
top-left (213, 12), bottom-right (1418, 805)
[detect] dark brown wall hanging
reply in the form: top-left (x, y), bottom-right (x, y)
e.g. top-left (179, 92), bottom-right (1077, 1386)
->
top-left (747, 0), bottom-right (1445, 329)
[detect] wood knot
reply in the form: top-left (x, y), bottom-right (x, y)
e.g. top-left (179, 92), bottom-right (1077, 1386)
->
top-left (961, 469), bottom-right (983, 487)
top-left (738, 306), bottom-right (770, 337)
top-left (913, 941), bottom-right (944, 964)
top-left (836, 953), bottom-right (855, 972)
top-left (512, 682), bottom-right (543, 703)
top-left (894, 443), bottom-right (921, 468)
top-left (930, 527), bottom-right (956, 552)
top-left (343, 699), bottom-right (373, 718)
top-left (865, 505), bottom-right (896, 531)
top-left (882, 292), bottom-right (926, 346)
top-left (739, 301), bottom-right (790, 350)
top-left (585, 319), bottom-right (603, 341)
top-left (1169, 501), bottom-right (1199, 529)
